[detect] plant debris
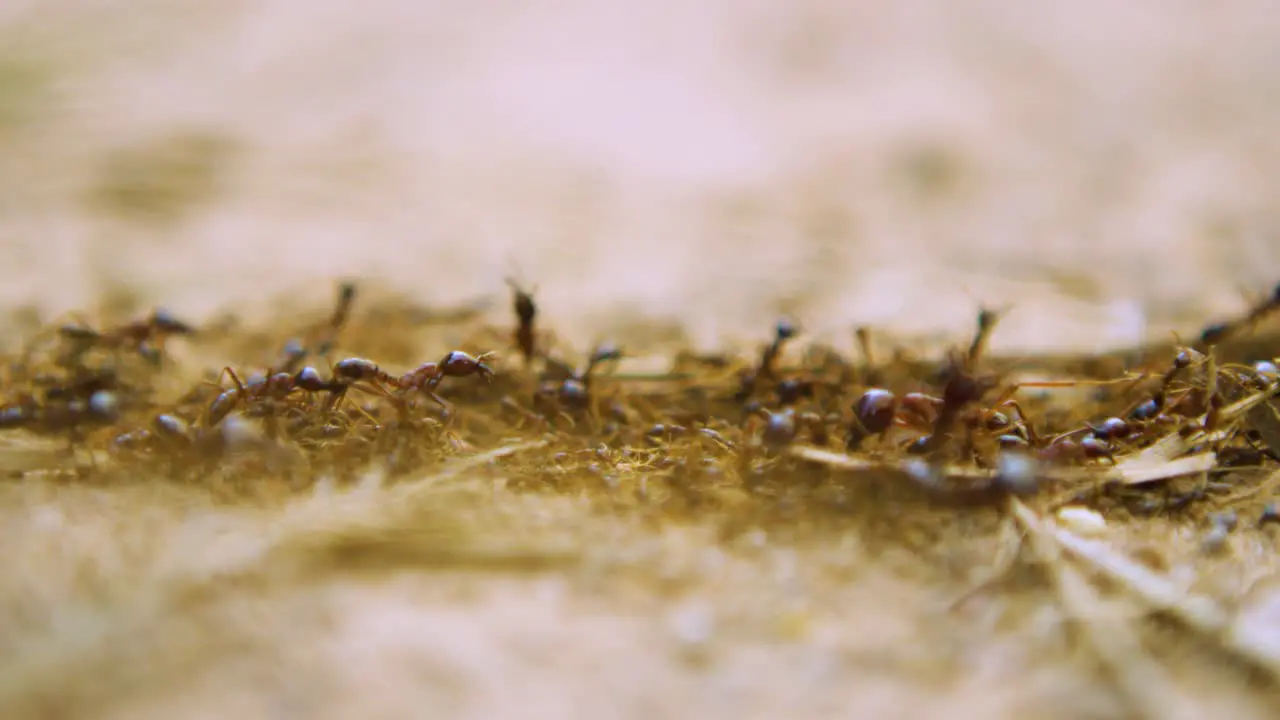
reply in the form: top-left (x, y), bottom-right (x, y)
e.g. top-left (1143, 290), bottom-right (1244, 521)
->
top-left (4, 278), bottom-right (1280, 714)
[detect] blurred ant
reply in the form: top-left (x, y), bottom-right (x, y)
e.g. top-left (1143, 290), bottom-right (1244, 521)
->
top-left (59, 308), bottom-right (195, 365)
top-left (1, 389), bottom-right (122, 465)
top-left (967, 305), bottom-right (1006, 370)
top-left (735, 319), bottom-right (799, 402)
top-left (114, 413), bottom-right (197, 454)
top-left (749, 406), bottom-right (828, 452)
top-left (279, 281), bottom-right (359, 373)
top-left (0, 390), bottom-right (120, 435)
top-left (531, 342), bottom-right (622, 424)
top-left (1196, 279), bottom-right (1280, 348)
top-left (507, 278), bottom-right (538, 365)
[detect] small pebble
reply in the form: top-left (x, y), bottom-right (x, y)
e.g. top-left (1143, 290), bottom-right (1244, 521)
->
top-left (1056, 506), bottom-right (1108, 536)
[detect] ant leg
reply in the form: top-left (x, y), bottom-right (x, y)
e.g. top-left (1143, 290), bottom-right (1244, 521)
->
top-left (321, 385), bottom-right (348, 414)
top-left (215, 366), bottom-right (249, 396)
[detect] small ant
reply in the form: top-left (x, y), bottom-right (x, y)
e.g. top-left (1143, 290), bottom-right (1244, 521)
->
top-left (1, 390), bottom-right (122, 465)
top-left (279, 281), bottom-right (359, 373)
top-left (529, 343), bottom-right (621, 425)
top-left (749, 406), bottom-right (827, 452)
top-left (735, 319), bottom-right (799, 402)
top-left (1197, 280), bottom-right (1280, 348)
top-left (59, 308), bottom-right (195, 364)
top-left (966, 305), bottom-right (1006, 370)
top-left (507, 278), bottom-right (538, 364)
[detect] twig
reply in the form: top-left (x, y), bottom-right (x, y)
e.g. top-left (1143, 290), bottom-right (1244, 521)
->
top-left (1048, 518), bottom-right (1280, 682)
top-left (1010, 498), bottom-right (1192, 720)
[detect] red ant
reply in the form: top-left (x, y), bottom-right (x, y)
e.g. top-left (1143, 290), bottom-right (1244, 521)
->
top-left (396, 351), bottom-right (497, 406)
top-left (204, 366), bottom-right (345, 427)
top-left (330, 351), bottom-right (496, 413)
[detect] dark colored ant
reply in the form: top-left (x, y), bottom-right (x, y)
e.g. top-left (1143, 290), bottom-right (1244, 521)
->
top-left (531, 343), bottom-right (621, 422)
top-left (967, 305), bottom-right (1006, 370)
top-left (748, 406), bottom-right (827, 452)
top-left (1035, 434), bottom-right (1115, 465)
top-left (854, 326), bottom-right (881, 385)
top-left (59, 308), bottom-right (195, 365)
top-left (846, 389), bottom-right (946, 449)
top-left (115, 413), bottom-right (197, 453)
top-left (40, 368), bottom-right (122, 402)
top-left (507, 278), bottom-right (538, 365)
top-left (921, 351), bottom-right (996, 456)
top-left (279, 281), bottom-right (359, 373)
top-left (0, 389), bottom-right (122, 461)
top-left (1126, 349), bottom-right (1193, 421)
top-left (734, 319), bottom-right (799, 402)
top-left (1196, 279), bottom-right (1280, 348)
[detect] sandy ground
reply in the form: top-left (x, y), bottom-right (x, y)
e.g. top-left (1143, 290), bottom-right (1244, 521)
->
top-left (3, 2), bottom-right (1280, 718)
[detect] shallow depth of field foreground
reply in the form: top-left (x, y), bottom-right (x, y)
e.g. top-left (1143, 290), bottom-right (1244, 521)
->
top-left (5, 2), bottom-right (1280, 719)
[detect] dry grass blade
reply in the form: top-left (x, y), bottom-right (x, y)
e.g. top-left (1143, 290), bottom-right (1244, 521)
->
top-left (1049, 523), bottom-right (1280, 681)
top-left (792, 444), bottom-right (1217, 491)
top-left (1245, 397), bottom-right (1280, 457)
top-left (788, 445), bottom-right (876, 471)
top-left (1010, 499), bottom-right (1192, 720)
top-left (1110, 452), bottom-right (1218, 486)
top-left (400, 440), bottom-right (550, 495)
top-left (1221, 383), bottom-right (1280, 423)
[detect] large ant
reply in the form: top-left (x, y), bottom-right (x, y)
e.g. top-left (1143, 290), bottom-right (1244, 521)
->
top-left (205, 366), bottom-right (346, 427)
top-left (330, 350), bottom-right (496, 417)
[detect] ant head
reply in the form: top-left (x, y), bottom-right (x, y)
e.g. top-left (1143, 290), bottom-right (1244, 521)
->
top-left (150, 308), bottom-right (195, 335)
top-left (774, 318), bottom-right (798, 343)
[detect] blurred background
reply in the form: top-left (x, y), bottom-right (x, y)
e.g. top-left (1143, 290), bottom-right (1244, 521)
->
top-left (2, 0), bottom-right (1279, 354)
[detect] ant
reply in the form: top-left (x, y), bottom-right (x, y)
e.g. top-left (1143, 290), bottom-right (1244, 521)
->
top-left (531, 342), bottom-right (622, 425)
top-left (749, 406), bottom-right (828, 451)
top-left (59, 308), bottom-right (195, 364)
top-left (1, 389), bottom-right (122, 464)
top-left (327, 351), bottom-right (496, 420)
top-left (205, 366), bottom-right (346, 427)
top-left (1197, 279), bottom-right (1280, 348)
top-left (279, 281), bottom-right (358, 373)
top-left (734, 319), bottom-right (799, 402)
top-left (507, 278), bottom-right (538, 365)
top-left (395, 350), bottom-right (497, 406)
